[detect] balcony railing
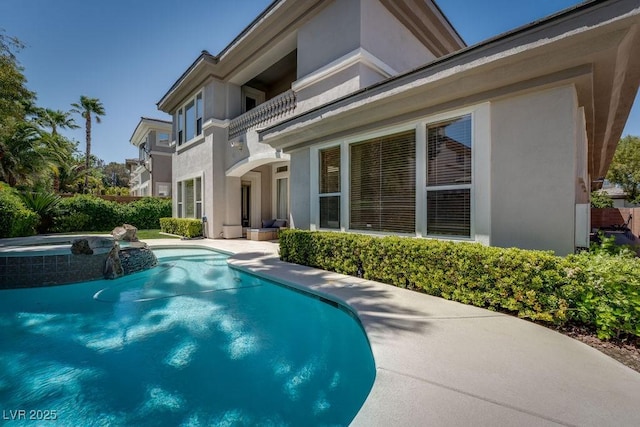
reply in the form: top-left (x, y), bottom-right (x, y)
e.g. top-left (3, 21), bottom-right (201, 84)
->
top-left (228, 89), bottom-right (296, 139)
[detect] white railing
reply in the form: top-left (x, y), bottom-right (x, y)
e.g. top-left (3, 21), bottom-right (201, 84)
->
top-left (228, 89), bottom-right (296, 139)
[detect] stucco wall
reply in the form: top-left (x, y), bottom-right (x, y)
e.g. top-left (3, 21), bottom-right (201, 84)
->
top-left (173, 132), bottom-right (213, 232)
top-left (360, 0), bottom-right (435, 73)
top-left (490, 85), bottom-right (578, 255)
top-left (152, 155), bottom-right (172, 190)
top-left (297, 0), bottom-right (360, 78)
top-left (289, 148), bottom-right (311, 229)
top-left (295, 63), bottom-right (363, 112)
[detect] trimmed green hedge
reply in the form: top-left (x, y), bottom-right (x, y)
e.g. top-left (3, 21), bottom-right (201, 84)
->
top-left (51, 196), bottom-right (171, 232)
top-left (52, 195), bottom-right (124, 232)
top-left (123, 198), bottom-right (172, 230)
top-left (160, 217), bottom-right (202, 238)
top-left (0, 184), bottom-right (38, 238)
top-left (279, 230), bottom-right (640, 339)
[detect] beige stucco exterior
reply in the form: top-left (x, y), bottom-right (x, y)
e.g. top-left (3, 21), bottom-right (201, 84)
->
top-left (159, 0), bottom-right (456, 239)
top-left (157, 0), bottom-right (639, 255)
top-left (128, 117), bottom-right (173, 197)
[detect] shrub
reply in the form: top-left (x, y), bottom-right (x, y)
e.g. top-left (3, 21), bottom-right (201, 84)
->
top-left (590, 191), bottom-right (614, 208)
top-left (279, 230), bottom-right (639, 339)
top-left (280, 231), bottom-right (578, 323)
top-left (122, 198), bottom-right (172, 230)
top-left (0, 184), bottom-right (38, 238)
top-left (160, 217), bottom-right (202, 238)
top-left (18, 191), bottom-right (61, 234)
top-left (52, 195), bottom-right (125, 232)
top-left (567, 251), bottom-right (640, 339)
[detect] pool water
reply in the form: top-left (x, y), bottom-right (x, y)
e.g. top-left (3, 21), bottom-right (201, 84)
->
top-left (0, 248), bottom-right (375, 426)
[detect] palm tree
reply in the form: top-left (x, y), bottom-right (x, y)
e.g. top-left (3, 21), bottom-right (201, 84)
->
top-left (0, 122), bottom-right (47, 187)
top-left (34, 108), bottom-right (79, 136)
top-left (71, 96), bottom-right (105, 193)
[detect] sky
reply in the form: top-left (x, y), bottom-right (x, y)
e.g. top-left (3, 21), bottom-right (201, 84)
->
top-left (1, 0), bottom-right (638, 164)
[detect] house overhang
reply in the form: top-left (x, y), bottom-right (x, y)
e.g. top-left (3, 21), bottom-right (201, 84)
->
top-left (260, 0), bottom-right (640, 182)
top-left (156, 0), bottom-right (327, 113)
top-left (130, 117), bottom-right (172, 147)
top-left (157, 0), bottom-right (466, 114)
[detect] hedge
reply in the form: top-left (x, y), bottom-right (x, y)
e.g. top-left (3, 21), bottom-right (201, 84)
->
top-left (51, 196), bottom-right (171, 232)
top-left (568, 252), bottom-right (640, 339)
top-left (159, 217), bottom-right (202, 238)
top-left (122, 198), bottom-right (172, 230)
top-left (279, 230), bottom-right (640, 339)
top-left (0, 184), bottom-right (38, 238)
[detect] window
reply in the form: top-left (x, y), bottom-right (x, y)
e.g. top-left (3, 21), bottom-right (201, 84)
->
top-left (196, 93), bottom-right (203, 136)
top-left (177, 176), bottom-right (203, 219)
top-left (185, 100), bottom-right (195, 141)
top-left (177, 182), bottom-right (183, 217)
top-left (177, 110), bottom-right (184, 146)
top-left (157, 183), bottom-right (171, 197)
top-left (319, 146), bottom-right (341, 229)
top-left (350, 131), bottom-right (415, 233)
top-left (157, 132), bottom-right (170, 147)
top-left (276, 177), bottom-right (288, 219)
top-left (426, 115), bottom-right (472, 237)
top-left (273, 163), bottom-right (289, 220)
top-left (176, 91), bottom-right (203, 146)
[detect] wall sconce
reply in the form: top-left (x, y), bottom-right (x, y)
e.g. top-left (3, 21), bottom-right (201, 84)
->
top-left (230, 140), bottom-right (243, 151)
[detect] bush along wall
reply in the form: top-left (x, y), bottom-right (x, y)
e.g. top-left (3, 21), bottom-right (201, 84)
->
top-left (279, 230), bottom-right (640, 340)
top-left (159, 218), bottom-right (202, 238)
top-left (51, 196), bottom-right (172, 233)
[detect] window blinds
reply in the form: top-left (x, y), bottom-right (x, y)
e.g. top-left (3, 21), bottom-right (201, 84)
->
top-left (350, 130), bottom-right (416, 233)
top-left (426, 115), bottom-right (472, 237)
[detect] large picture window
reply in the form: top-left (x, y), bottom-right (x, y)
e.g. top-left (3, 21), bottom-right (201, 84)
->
top-left (319, 146), bottom-right (341, 229)
top-left (176, 91), bottom-right (203, 146)
top-left (350, 130), bottom-right (415, 233)
top-left (426, 115), bottom-right (472, 237)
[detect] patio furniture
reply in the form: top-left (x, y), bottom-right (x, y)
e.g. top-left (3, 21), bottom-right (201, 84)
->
top-left (247, 219), bottom-right (287, 241)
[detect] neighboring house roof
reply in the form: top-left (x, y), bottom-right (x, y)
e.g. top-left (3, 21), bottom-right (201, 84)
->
top-left (601, 186), bottom-right (627, 199)
top-left (129, 117), bottom-right (172, 147)
top-left (260, 0), bottom-right (640, 181)
top-left (157, 0), bottom-right (464, 113)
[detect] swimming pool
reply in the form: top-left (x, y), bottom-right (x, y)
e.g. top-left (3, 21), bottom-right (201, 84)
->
top-left (0, 248), bottom-right (375, 426)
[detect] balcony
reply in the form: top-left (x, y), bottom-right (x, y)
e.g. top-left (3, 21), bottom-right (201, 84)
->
top-left (228, 90), bottom-right (296, 140)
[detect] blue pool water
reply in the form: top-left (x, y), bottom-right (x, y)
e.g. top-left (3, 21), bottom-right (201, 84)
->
top-left (0, 248), bottom-right (375, 426)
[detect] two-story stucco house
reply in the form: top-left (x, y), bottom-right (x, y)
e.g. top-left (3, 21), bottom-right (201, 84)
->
top-left (128, 117), bottom-right (174, 197)
top-left (158, 0), bottom-right (640, 255)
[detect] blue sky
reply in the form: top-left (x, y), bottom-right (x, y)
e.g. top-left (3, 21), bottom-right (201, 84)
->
top-left (1, 0), bottom-right (638, 163)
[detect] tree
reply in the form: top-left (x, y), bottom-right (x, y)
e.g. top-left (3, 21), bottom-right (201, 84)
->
top-left (102, 161), bottom-right (130, 188)
top-left (0, 122), bottom-right (47, 187)
top-left (0, 32), bottom-right (36, 174)
top-left (606, 135), bottom-right (640, 203)
top-left (71, 96), bottom-right (105, 193)
top-left (34, 108), bottom-right (79, 136)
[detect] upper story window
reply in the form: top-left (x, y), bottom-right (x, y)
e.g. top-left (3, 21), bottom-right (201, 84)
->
top-left (177, 91), bottom-right (203, 146)
top-left (157, 132), bottom-right (170, 147)
top-left (139, 137), bottom-right (149, 162)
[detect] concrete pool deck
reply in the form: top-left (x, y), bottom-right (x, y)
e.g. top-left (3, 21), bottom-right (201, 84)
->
top-left (142, 238), bottom-right (640, 426)
top-left (4, 236), bottom-right (639, 425)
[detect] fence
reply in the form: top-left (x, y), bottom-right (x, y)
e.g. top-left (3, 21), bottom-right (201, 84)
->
top-left (591, 207), bottom-right (640, 236)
